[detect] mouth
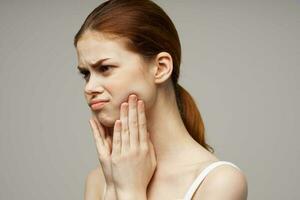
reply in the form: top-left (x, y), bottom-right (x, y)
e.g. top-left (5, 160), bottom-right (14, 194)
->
top-left (90, 101), bottom-right (109, 111)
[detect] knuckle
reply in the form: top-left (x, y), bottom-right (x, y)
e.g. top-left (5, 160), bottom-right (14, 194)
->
top-left (123, 135), bottom-right (129, 142)
top-left (123, 126), bottom-right (129, 133)
top-left (140, 144), bottom-right (149, 153)
top-left (131, 119), bottom-right (138, 127)
top-left (114, 137), bottom-right (121, 144)
top-left (111, 156), bottom-right (120, 164)
top-left (130, 147), bottom-right (139, 156)
top-left (139, 122), bottom-right (146, 129)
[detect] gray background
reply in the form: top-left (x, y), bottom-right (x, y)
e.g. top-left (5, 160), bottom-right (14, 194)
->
top-left (0, 0), bottom-right (299, 199)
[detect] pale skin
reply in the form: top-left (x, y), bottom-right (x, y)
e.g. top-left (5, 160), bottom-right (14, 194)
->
top-left (76, 30), bottom-right (248, 200)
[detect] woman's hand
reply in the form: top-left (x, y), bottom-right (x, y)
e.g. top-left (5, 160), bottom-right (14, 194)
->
top-left (89, 94), bottom-right (157, 199)
top-left (89, 114), bottom-right (117, 199)
top-left (110, 94), bottom-right (157, 197)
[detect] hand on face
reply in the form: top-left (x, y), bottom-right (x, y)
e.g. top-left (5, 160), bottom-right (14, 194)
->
top-left (89, 94), bottom-right (157, 196)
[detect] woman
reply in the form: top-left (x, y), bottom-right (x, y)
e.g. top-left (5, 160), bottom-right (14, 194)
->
top-left (74, 0), bottom-right (248, 199)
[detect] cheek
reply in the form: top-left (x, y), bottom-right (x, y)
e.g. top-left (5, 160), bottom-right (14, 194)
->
top-left (107, 76), bottom-right (154, 107)
top-left (105, 78), bottom-right (130, 104)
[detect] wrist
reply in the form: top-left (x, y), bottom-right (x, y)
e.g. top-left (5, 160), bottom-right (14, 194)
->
top-left (104, 184), bottom-right (117, 200)
top-left (106, 183), bottom-right (116, 190)
top-left (116, 189), bottom-right (147, 200)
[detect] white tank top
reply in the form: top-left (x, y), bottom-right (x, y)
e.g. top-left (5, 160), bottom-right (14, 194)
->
top-left (182, 161), bottom-right (241, 200)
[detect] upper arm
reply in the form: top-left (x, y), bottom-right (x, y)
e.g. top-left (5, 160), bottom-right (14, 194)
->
top-left (194, 165), bottom-right (248, 200)
top-left (84, 166), bottom-right (105, 200)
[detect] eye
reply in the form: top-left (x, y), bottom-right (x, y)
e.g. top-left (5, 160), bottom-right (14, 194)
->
top-left (98, 65), bottom-right (112, 73)
top-left (78, 70), bottom-right (89, 80)
top-left (77, 65), bottom-right (113, 81)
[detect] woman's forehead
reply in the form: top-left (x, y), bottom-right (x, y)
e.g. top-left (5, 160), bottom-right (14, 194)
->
top-left (76, 30), bottom-right (150, 69)
top-left (77, 32), bottom-right (122, 52)
top-left (76, 32), bottom-right (147, 68)
top-left (78, 30), bottom-right (128, 49)
top-left (76, 33), bottom-right (127, 63)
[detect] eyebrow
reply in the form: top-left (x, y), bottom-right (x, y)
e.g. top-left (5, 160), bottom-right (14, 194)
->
top-left (77, 58), bottom-right (111, 71)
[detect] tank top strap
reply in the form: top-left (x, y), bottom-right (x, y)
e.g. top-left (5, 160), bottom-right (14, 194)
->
top-left (182, 161), bottom-right (241, 200)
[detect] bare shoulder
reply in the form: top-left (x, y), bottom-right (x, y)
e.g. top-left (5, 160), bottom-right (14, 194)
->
top-left (193, 164), bottom-right (248, 200)
top-left (84, 165), bottom-right (106, 200)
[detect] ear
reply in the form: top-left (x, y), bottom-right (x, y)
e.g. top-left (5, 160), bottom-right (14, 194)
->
top-left (152, 52), bottom-right (173, 84)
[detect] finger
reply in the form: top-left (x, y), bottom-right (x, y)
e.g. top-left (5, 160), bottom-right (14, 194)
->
top-left (138, 100), bottom-right (148, 146)
top-left (121, 102), bottom-right (130, 153)
top-left (93, 116), bottom-right (110, 150)
top-left (89, 118), bottom-right (105, 155)
top-left (92, 116), bottom-right (106, 139)
top-left (112, 120), bottom-right (122, 156)
top-left (128, 94), bottom-right (139, 148)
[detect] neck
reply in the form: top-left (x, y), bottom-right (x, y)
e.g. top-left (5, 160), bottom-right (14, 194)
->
top-left (145, 86), bottom-right (203, 168)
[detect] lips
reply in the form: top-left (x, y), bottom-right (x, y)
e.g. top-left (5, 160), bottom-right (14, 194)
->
top-left (89, 99), bottom-right (109, 107)
top-left (90, 101), bottom-right (108, 110)
top-left (89, 98), bottom-right (109, 110)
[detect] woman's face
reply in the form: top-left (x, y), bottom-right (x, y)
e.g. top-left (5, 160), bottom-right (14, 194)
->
top-left (76, 30), bottom-right (156, 127)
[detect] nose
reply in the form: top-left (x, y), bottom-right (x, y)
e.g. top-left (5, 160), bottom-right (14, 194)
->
top-left (84, 74), bottom-right (105, 94)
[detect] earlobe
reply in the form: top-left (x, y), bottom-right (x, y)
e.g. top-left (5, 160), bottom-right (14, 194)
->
top-left (153, 52), bottom-right (173, 84)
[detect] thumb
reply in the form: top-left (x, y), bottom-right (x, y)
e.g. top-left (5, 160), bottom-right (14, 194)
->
top-left (93, 116), bottom-right (111, 153)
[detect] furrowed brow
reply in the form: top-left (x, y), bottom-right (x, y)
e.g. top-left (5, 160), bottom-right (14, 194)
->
top-left (77, 58), bottom-right (111, 71)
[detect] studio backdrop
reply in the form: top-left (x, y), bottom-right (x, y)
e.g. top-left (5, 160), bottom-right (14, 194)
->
top-left (0, 0), bottom-right (299, 199)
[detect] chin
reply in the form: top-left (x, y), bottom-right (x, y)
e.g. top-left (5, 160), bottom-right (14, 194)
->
top-left (95, 112), bottom-right (117, 128)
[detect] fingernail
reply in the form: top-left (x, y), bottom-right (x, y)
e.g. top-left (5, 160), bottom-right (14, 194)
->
top-left (130, 94), bottom-right (137, 101)
top-left (138, 100), bottom-right (143, 106)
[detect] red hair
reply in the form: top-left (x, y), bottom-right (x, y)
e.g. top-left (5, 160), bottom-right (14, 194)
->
top-left (74, 0), bottom-right (214, 153)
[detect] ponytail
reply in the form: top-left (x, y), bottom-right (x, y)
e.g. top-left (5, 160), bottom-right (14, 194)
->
top-left (175, 83), bottom-right (215, 153)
